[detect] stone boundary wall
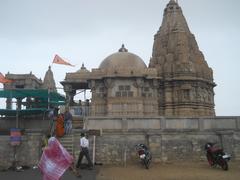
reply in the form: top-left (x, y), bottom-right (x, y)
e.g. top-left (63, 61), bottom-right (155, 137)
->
top-left (0, 129), bottom-right (43, 169)
top-left (1, 116), bottom-right (240, 168)
top-left (85, 116), bottom-right (240, 131)
top-left (83, 116), bottom-right (240, 164)
top-left (0, 115), bottom-right (50, 131)
top-left (85, 129), bottom-right (240, 165)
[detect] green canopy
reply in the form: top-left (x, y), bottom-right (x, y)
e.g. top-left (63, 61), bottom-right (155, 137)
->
top-left (0, 89), bottom-right (65, 106)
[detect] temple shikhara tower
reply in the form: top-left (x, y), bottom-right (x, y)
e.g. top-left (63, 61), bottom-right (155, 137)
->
top-left (62, 0), bottom-right (216, 117)
top-left (149, 0), bottom-right (215, 117)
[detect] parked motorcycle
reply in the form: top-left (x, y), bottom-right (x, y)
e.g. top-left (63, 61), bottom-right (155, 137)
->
top-left (135, 144), bottom-right (152, 169)
top-left (204, 142), bottom-right (231, 170)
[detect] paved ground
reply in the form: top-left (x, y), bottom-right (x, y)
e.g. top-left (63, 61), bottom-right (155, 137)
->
top-left (1, 161), bottom-right (240, 180)
top-left (0, 167), bottom-right (97, 180)
top-left (96, 161), bottom-right (240, 180)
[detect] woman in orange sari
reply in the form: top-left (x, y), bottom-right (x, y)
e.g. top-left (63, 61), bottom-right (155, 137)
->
top-left (55, 114), bottom-right (64, 137)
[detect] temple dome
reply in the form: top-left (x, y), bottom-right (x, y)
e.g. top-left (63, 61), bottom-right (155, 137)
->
top-left (99, 45), bottom-right (147, 72)
top-left (77, 63), bottom-right (90, 73)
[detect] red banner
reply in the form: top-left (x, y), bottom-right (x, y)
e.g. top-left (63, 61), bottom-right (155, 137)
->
top-left (10, 128), bottom-right (21, 146)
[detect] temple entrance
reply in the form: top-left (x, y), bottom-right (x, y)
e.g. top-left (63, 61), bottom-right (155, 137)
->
top-left (70, 89), bottom-right (91, 117)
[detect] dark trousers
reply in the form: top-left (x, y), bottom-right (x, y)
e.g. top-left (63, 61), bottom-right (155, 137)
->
top-left (76, 147), bottom-right (93, 168)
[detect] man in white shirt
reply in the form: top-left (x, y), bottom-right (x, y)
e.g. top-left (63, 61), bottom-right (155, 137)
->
top-left (76, 133), bottom-right (93, 169)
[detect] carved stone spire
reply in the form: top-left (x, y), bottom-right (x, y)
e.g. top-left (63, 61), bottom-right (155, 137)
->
top-left (42, 66), bottom-right (57, 92)
top-left (149, 0), bottom-right (213, 81)
top-left (158, 0), bottom-right (190, 36)
top-left (149, 0), bottom-right (216, 117)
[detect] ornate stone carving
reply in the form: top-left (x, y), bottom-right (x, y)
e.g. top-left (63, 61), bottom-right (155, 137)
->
top-left (104, 78), bottom-right (114, 88)
top-left (133, 78), bottom-right (144, 88)
top-left (64, 84), bottom-right (72, 93)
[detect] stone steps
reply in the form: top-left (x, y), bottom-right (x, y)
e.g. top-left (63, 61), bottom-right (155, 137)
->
top-left (59, 134), bottom-right (74, 155)
top-left (72, 116), bottom-right (84, 129)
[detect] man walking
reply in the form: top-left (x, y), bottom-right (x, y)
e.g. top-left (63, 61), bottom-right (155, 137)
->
top-left (76, 133), bottom-right (93, 170)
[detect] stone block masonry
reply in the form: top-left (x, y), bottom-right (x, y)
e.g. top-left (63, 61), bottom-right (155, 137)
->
top-left (0, 129), bottom-right (43, 169)
top-left (83, 116), bottom-right (240, 164)
top-left (1, 117), bottom-right (240, 168)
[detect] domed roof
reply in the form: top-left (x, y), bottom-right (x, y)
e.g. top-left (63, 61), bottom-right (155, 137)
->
top-left (99, 45), bottom-right (147, 71)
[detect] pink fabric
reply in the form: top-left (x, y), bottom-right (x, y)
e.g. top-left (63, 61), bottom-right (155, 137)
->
top-left (38, 137), bottom-right (73, 180)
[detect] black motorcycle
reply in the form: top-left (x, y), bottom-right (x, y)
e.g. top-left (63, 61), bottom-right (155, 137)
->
top-left (135, 144), bottom-right (152, 169)
top-left (204, 142), bottom-right (231, 170)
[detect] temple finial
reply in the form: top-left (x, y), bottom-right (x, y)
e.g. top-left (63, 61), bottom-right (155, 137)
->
top-left (81, 63), bottom-right (86, 70)
top-left (118, 44), bottom-right (128, 52)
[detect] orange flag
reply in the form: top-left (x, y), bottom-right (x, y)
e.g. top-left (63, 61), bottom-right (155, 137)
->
top-left (0, 73), bottom-right (13, 84)
top-left (52, 54), bottom-right (74, 67)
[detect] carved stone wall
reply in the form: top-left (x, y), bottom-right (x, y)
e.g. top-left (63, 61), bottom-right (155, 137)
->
top-left (90, 78), bottom-right (159, 117)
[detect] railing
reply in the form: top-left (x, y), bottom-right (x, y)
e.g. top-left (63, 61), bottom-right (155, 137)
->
top-left (69, 105), bottom-right (90, 117)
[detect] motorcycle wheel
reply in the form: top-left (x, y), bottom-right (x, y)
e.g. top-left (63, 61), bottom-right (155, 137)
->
top-left (206, 154), bottom-right (214, 166)
top-left (219, 159), bottom-right (228, 171)
top-left (143, 159), bottom-right (149, 169)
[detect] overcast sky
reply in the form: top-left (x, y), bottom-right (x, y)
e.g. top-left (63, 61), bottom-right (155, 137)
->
top-left (0, 0), bottom-right (239, 116)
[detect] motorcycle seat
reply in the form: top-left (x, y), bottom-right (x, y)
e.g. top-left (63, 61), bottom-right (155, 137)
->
top-left (210, 147), bottom-right (223, 153)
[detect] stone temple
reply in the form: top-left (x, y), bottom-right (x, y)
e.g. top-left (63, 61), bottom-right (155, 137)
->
top-left (62, 0), bottom-right (215, 118)
top-left (1, 0), bottom-right (240, 168)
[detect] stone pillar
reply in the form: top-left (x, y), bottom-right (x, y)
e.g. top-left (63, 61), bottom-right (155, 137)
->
top-left (88, 80), bottom-right (96, 116)
top-left (64, 84), bottom-right (73, 109)
top-left (134, 78), bottom-right (144, 97)
top-left (69, 90), bottom-right (76, 106)
top-left (104, 78), bottom-right (114, 115)
top-left (164, 83), bottom-right (173, 116)
top-left (26, 97), bottom-right (32, 109)
top-left (16, 98), bottom-right (23, 110)
top-left (6, 98), bottom-right (12, 109)
top-left (104, 78), bottom-right (114, 97)
top-left (152, 79), bottom-right (160, 115)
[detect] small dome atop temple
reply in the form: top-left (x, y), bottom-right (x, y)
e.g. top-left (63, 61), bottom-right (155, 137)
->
top-left (99, 44), bottom-right (147, 72)
top-left (77, 63), bottom-right (90, 73)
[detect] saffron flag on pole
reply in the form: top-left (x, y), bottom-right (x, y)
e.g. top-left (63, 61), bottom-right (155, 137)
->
top-left (38, 137), bottom-right (73, 180)
top-left (0, 72), bottom-right (13, 83)
top-left (52, 54), bottom-right (75, 67)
